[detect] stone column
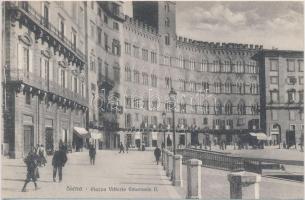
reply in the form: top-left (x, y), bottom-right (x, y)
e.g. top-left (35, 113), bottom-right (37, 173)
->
top-left (186, 159), bottom-right (202, 199)
top-left (167, 151), bottom-right (173, 177)
top-left (227, 172), bottom-right (261, 199)
top-left (173, 154), bottom-right (183, 187)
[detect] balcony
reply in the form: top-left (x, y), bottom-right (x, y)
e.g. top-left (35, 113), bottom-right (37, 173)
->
top-left (8, 2), bottom-right (85, 68)
top-left (9, 69), bottom-right (87, 106)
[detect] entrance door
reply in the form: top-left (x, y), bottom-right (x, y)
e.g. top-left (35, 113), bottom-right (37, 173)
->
top-left (45, 128), bottom-right (54, 155)
top-left (24, 125), bottom-right (34, 155)
top-left (191, 132), bottom-right (198, 145)
top-left (286, 130), bottom-right (296, 148)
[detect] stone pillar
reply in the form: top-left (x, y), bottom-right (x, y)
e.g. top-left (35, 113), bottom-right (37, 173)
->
top-left (186, 159), bottom-right (202, 199)
top-left (167, 151), bottom-right (173, 177)
top-left (227, 172), bottom-right (261, 199)
top-left (173, 154), bottom-right (183, 186)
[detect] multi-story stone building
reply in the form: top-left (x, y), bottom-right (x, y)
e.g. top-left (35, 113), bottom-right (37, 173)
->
top-left (257, 50), bottom-right (304, 148)
top-left (3, 2), bottom-right (88, 158)
top-left (2, 1), bottom-right (303, 156)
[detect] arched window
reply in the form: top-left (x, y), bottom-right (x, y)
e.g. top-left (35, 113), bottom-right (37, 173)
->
top-left (213, 60), bottom-right (221, 72)
top-left (236, 81), bottom-right (243, 94)
top-left (237, 100), bottom-right (246, 115)
top-left (225, 79), bottom-right (232, 93)
top-left (251, 102), bottom-right (259, 115)
top-left (214, 100), bottom-right (222, 115)
top-left (225, 101), bottom-right (233, 115)
top-left (201, 59), bottom-right (208, 72)
top-left (214, 80), bottom-right (222, 93)
top-left (202, 100), bottom-right (209, 114)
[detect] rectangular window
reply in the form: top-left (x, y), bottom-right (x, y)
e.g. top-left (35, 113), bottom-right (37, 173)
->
top-left (125, 96), bottom-right (132, 108)
top-left (43, 4), bottom-right (49, 26)
top-left (59, 17), bottom-right (65, 39)
top-left (97, 27), bottom-right (102, 45)
top-left (71, 29), bottom-right (77, 50)
top-left (125, 42), bottom-right (131, 55)
top-left (287, 59), bottom-right (295, 72)
top-left (270, 76), bottom-right (278, 84)
top-left (270, 59), bottom-right (279, 71)
top-left (98, 7), bottom-right (102, 17)
top-left (23, 47), bottom-right (29, 73)
top-left (104, 33), bottom-right (108, 51)
top-left (104, 15), bottom-right (108, 24)
top-left (114, 67), bottom-right (120, 83)
top-left (299, 91), bottom-right (304, 103)
top-left (113, 22), bottom-right (119, 30)
top-left (25, 92), bottom-right (31, 105)
top-left (133, 46), bottom-right (139, 58)
top-left (270, 91), bottom-right (279, 103)
top-left (299, 76), bottom-right (304, 85)
top-left (61, 69), bottom-right (65, 88)
top-left (151, 52), bottom-right (157, 64)
top-left (289, 110), bottom-right (295, 121)
top-left (134, 98), bottom-right (140, 109)
top-left (74, 77), bottom-right (78, 93)
top-left (298, 60), bottom-right (304, 72)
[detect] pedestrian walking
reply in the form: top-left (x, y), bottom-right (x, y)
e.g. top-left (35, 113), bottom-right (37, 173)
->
top-left (125, 142), bottom-right (129, 153)
top-left (52, 145), bottom-right (67, 182)
top-left (38, 144), bottom-right (47, 166)
top-left (89, 144), bottom-right (96, 165)
top-left (21, 148), bottom-right (39, 192)
top-left (154, 145), bottom-right (161, 165)
top-left (119, 142), bottom-right (125, 153)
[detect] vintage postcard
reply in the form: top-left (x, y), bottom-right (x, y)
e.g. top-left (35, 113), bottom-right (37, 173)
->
top-left (1, 1), bottom-right (304, 199)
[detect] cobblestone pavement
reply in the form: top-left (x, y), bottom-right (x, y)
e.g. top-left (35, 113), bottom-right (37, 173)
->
top-left (2, 150), bottom-right (180, 199)
top-left (174, 164), bottom-right (304, 199)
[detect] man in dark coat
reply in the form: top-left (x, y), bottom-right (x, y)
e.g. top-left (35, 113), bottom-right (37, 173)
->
top-left (119, 142), bottom-right (125, 153)
top-left (52, 147), bottom-right (67, 182)
top-left (22, 148), bottom-right (39, 192)
top-left (89, 144), bottom-right (96, 165)
top-left (154, 145), bottom-right (161, 165)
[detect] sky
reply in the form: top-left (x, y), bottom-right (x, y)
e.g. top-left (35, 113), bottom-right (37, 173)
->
top-left (123, 1), bottom-right (304, 51)
top-left (176, 1), bottom-right (304, 51)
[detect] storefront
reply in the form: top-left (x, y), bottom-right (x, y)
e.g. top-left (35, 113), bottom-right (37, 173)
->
top-left (73, 127), bottom-right (89, 152)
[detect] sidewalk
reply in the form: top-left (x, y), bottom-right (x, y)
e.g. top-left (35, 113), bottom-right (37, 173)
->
top-left (2, 150), bottom-right (180, 199)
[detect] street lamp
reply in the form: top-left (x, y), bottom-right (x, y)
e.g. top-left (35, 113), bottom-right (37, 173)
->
top-left (169, 87), bottom-right (177, 155)
top-left (162, 112), bottom-right (166, 149)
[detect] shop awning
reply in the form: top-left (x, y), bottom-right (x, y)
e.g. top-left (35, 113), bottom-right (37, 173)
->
top-left (135, 132), bottom-right (141, 139)
top-left (151, 132), bottom-right (158, 140)
top-left (74, 127), bottom-right (89, 138)
top-left (249, 132), bottom-right (268, 140)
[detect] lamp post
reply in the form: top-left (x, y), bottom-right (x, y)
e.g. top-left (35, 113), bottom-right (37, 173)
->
top-left (169, 87), bottom-right (177, 155)
top-left (162, 112), bottom-right (166, 149)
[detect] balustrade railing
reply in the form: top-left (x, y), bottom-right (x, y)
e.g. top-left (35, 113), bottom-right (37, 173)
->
top-left (9, 69), bottom-right (87, 106)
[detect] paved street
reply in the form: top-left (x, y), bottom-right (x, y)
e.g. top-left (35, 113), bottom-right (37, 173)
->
top-left (2, 150), bottom-right (180, 199)
top-left (2, 149), bottom-right (304, 199)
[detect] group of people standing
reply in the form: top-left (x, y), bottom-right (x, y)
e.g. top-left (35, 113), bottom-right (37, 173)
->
top-left (21, 141), bottom-right (68, 192)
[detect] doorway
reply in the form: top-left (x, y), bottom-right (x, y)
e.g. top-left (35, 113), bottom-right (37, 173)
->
top-left (24, 125), bottom-right (34, 156)
top-left (45, 128), bottom-right (54, 155)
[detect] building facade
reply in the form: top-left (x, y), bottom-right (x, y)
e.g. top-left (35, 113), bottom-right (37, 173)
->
top-left (2, 1), bottom-right (303, 157)
top-left (257, 50), bottom-right (304, 148)
top-left (3, 2), bottom-right (88, 158)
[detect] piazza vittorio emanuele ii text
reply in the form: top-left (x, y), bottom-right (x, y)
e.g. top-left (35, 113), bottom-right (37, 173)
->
top-left (1, 1), bottom-right (304, 199)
